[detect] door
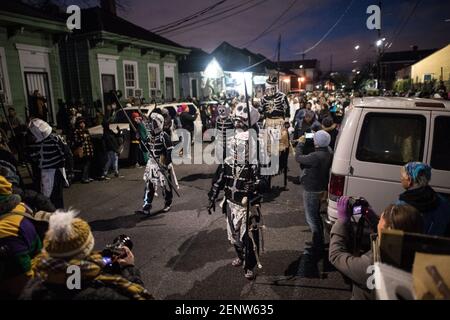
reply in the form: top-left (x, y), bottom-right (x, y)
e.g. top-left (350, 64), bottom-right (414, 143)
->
top-left (347, 109), bottom-right (431, 214)
top-left (427, 112), bottom-right (450, 199)
top-left (191, 79), bottom-right (198, 98)
top-left (24, 71), bottom-right (52, 122)
top-left (102, 74), bottom-right (116, 108)
top-left (165, 77), bottom-right (174, 102)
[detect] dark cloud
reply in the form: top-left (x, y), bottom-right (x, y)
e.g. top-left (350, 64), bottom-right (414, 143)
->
top-left (117, 0), bottom-right (449, 71)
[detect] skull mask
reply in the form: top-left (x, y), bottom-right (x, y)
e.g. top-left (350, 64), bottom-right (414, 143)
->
top-left (217, 104), bottom-right (231, 119)
top-left (233, 102), bottom-right (260, 129)
top-left (265, 83), bottom-right (277, 97)
top-left (150, 112), bottom-right (164, 134)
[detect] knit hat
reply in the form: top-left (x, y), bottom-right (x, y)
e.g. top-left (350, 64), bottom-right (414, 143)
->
top-left (131, 112), bottom-right (140, 120)
top-left (0, 175), bottom-right (21, 213)
top-left (28, 118), bottom-right (52, 142)
top-left (313, 130), bottom-right (331, 148)
top-left (44, 209), bottom-right (95, 260)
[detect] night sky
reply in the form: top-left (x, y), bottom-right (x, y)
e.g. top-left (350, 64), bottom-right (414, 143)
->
top-left (82, 0), bottom-right (450, 71)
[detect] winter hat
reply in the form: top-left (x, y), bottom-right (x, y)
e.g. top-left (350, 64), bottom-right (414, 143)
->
top-left (313, 130), bottom-right (331, 148)
top-left (403, 162), bottom-right (432, 185)
top-left (75, 117), bottom-right (86, 127)
top-left (131, 112), bottom-right (140, 120)
top-left (28, 118), bottom-right (52, 143)
top-left (44, 209), bottom-right (95, 260)
top-left (0, 175), bottom-right (21, 212)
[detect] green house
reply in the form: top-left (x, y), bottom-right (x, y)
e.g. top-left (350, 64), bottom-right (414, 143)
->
top-left (0, 1), bottom-right (67, 123)
top-left (60, 4), bottom-right (190, 111)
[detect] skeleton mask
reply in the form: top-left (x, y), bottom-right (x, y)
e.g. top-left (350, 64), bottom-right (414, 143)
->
top-left (233, 102), bottom-right (260, 129)
top-left (217, 104), bottom-right (231, 119)
top-left (265, 84), bottom-right (277, 97)
top-left (150, 112), bottom-right (164, 134)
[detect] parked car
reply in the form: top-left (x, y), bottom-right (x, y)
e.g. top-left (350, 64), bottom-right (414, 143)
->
top-left (326, 97), bottom-right (450, 228)
top-left (88, 102), bottom-right (202, 161)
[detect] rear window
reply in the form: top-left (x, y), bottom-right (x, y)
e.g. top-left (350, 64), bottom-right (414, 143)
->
top-left (356, 113), bottom-right (426, 165)
top-left (431, 116), bottom-right (450, 171)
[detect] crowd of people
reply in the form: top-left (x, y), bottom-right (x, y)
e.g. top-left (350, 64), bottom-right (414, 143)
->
top-left (0, 78), bottom-right (449, 300)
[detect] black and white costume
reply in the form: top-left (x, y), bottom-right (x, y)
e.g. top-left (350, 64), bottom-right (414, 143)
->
top-left (208, 102), bottom-right (265, 280)
top-left (142, 113), bottom-right (174, 215)
top-left (214, 103), bottom-right (234, 163)
top-left (260, 76), bottom-right (290, 186)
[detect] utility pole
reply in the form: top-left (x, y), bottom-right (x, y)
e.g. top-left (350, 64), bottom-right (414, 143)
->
top-left (277, 34), bottom-right (281, 88)
top-left (377, 0), bottom-right (382, 91)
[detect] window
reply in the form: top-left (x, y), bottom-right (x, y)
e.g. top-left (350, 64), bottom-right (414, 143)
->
top-left (356, 113), bottom-right (426, 165)
top-left (431, 116), bottom-right (450, 171)
top-left (0, 48), bottom-right (11, 104)
top-left (148, 64), bottom-right (159, 98)
top-left (123, 61), bottom-right (138, 97)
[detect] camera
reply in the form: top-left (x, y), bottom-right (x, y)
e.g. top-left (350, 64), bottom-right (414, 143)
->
top-left (347, 197), bottom-right (370, 216)
top-left (101, 234), bottom-right (133, 273)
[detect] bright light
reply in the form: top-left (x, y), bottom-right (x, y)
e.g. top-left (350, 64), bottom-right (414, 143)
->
top-left (299, 77), bottom-right (305, 83)
top-left (376, 39), bottom-right (383, 47)
top-left (226, 72), bottom-right (253, 96)
top-left (316, 85), bottom-right (320, 89)
top-left (204, 58), bottom-right (223, 78)
top-left (352, 60), bottom-right (358, 64)
top-left (299, 65), bottom-right (304, 69)
top-left (356, 71), bottom-right (361, 75)
top-left (354, 45), bottom-right (360, 50)
top-left (352, 69), bottom-right (357, 73)
top-left (342, 85), bottom-right (346, 88)
top-left (283, 78), bottom-right (290, 83)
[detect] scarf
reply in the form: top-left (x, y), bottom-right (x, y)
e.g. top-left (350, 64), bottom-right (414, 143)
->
top-left (32, 252), bottom-right (153, 300)
top-left (399, 186), bottom-right (439, 213)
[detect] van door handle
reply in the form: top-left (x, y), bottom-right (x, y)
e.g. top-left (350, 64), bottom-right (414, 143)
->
top-left (349, 166), bottom-right (354, 176)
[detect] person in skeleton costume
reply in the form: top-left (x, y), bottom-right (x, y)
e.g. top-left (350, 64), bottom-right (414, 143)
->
top-left (208, 102), bottom-right (266, 280)
top-left (214, 103), bottom-right (234, 164)
top-left (142, 112), bottom-right (174, 215)
top-left (260, 76), bottom-right (290, 187)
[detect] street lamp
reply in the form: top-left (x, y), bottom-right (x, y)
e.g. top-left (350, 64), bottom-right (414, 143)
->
top-left (354, 45), bottom-right (360, 50)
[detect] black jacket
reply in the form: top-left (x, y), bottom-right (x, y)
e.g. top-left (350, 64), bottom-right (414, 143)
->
top-left (102, 128), bottom-right (122, 153)
top-left (295, 145), bottom-right (333, 192)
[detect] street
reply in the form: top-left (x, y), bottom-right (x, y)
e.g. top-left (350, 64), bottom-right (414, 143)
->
top-left (65, 155), bottom-right (351, 300)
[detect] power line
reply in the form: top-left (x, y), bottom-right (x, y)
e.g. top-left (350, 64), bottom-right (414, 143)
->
top-left (240, 0), bottom-right (298, 48)
top-left (163, 0), bottom-right (270, 36)
top-left (295, 0), bottom-right (355, 55)
top-left (150, 0), bottom-right (229, 33)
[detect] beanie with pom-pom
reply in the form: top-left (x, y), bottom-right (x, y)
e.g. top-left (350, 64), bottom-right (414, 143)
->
top-left (44, 209), bottom-right (94, 260)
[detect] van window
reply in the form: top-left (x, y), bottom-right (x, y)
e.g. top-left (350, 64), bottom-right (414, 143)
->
top-left (356, 113), bottom-right (426, 165)
top-left (431, 116), bottom-right (450, 171)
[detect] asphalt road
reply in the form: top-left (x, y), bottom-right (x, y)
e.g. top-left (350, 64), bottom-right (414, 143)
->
top-left (64, 155), bottom-right (351, 300)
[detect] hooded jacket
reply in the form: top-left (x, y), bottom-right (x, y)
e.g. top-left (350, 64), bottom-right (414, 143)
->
top-left (398, 186), bottom-right (450, 237)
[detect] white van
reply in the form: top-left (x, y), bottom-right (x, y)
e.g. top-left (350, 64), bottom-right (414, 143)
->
top-left (326, 97), bottom-right (450, 226)
top-left (88, 102), bottom-right (202, 160)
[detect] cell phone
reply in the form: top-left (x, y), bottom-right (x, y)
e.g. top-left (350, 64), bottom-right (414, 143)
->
top-left (305, 133), bottom-right (314, 139)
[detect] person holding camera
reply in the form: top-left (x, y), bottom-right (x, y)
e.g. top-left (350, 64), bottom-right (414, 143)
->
top-left (329, 197), bottom-right (424, 300)
top-left (20, 209), bottom-right (153, 300)
top-left (295, 130), bottom-right (333, 277)
top-left (397, 162), bottom-right (450, 237)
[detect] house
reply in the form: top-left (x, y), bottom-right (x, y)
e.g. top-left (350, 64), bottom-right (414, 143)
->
top-left (179, 42), bottom-right (278, 99)
top-left (59, 0), bottom-right (190, 110)
top-left (409, 44), bottom-right (450, 85)
top-left (0, 0), bottom-right (67, 123)
top-left (278, 59), bottom-right (321, 91)
top-left (379, 46), bottom-right (437, 89)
